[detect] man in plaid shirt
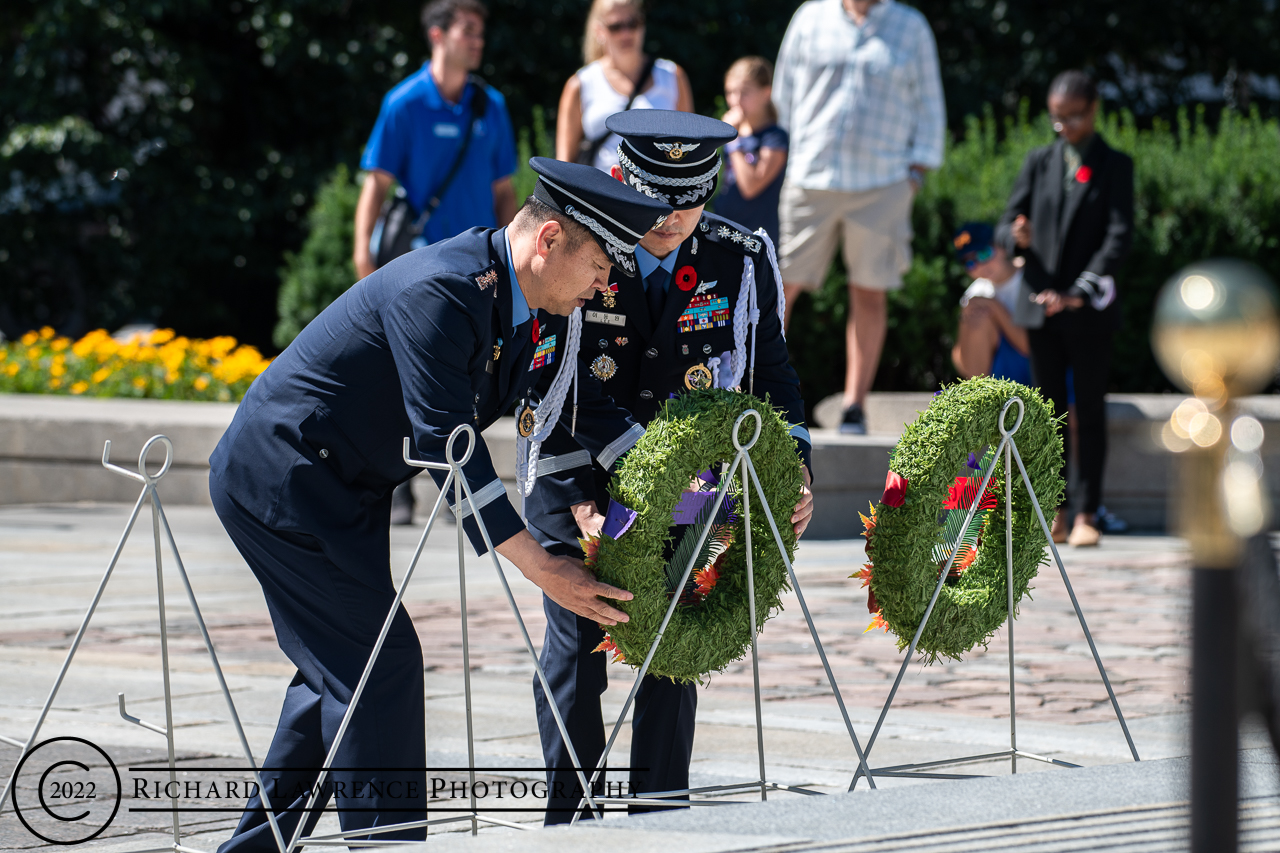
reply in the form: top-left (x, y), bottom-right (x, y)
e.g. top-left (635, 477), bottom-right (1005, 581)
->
top-left (773, 0), bottom-right (944, 433)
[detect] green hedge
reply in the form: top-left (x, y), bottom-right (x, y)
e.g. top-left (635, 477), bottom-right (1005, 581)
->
top-left (277, 106), bottom-right (1280, 407)
top-left (273, 163), bottom-right (360, 348)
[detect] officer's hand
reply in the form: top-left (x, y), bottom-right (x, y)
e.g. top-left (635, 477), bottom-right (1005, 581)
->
top-left (536, 555), bottom-right (634, 626)
top-left (792, 466), bottom-right (814, 539)
top-left (570, 500), bottom-right (606, 539)
top-left (1012, 215), bottom-right (1032, 249)
top-left (496, 530), bottom-right (632, 625)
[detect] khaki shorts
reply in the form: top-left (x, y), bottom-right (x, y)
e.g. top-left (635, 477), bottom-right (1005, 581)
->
top-left (778, 180), bottom-right (914, 291)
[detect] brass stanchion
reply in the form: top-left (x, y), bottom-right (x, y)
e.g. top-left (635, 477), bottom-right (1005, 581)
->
top-left (1151, 259), bottom-right (1280, 853)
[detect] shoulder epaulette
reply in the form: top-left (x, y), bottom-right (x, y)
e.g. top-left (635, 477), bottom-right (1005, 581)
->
top-left (698, 215), bottom-right (763, 255)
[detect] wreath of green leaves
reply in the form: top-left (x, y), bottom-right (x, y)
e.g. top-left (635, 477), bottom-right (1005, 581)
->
top-left (868, 377), bottom-right (1065, 663)
top-left (592, 389), bottom-right (803, 683)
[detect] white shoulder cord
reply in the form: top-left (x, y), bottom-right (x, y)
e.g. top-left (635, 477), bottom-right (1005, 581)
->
top-left (728, 254), bottom-right (760, 390)
top-left (519, 307), bottom-right (583, 496)
top-left (755, 228), bottom-right (787, 336)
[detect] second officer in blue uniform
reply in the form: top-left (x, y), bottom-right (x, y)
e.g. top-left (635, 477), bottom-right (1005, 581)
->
top-left (525, 112), bottom-right (815, 823)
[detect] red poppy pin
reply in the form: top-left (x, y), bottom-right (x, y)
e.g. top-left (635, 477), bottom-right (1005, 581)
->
top-left (531, 318), bottom-right (540, 341)
top-left (675, 266), bottom-right (698, 291)
top-left (881, 471), bottom-right (908, 508)
top-left (1075, 165), bottom-right (1092, 183)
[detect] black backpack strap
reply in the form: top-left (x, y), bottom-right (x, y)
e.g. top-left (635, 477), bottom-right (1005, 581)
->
top-left (415, 75), bottom-right (490, 225)
top-left (577, 57), bottom-right (658, 165)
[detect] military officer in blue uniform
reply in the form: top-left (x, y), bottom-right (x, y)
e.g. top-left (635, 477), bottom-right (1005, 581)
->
top-left (524, 112), bottom-right (815, 824)
top-left (208, 158), bottom-right (670, 852)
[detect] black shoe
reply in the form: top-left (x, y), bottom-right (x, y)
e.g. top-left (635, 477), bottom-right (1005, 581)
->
top-left (1095, 505), bottom-right (1129, 534)
top-left (391, 482), bottom-right (416, 526)
top-left (839, 404), bottom-right (867, 435)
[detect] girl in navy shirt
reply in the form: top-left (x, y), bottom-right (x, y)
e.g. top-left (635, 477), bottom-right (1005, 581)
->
top-left (715, 56), bottom-right (788, 244)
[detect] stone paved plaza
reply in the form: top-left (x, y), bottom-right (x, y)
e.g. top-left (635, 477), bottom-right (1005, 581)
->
top-left (0, 499), bottom-right (1237, 852)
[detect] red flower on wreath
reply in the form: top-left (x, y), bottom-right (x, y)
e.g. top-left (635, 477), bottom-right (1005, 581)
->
top-left (1075, 165), bottom-right (1092, 183)
top-left (942, 476), bottom-right (997, 512)
top-left (675, 265), bottom-right (698, 291)
top-left (882, 471), bottom-right (908, 507)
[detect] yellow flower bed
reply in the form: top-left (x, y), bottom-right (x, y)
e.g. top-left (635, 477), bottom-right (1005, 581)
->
top-left (0, 327), bottom-right (271, 402)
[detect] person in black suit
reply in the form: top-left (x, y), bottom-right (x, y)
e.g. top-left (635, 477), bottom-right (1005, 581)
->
top-left (996, 70), bottom-right (1134, 547)
top-left (208, 159), bottom-right (669, 852)
top-left (524, 111), bottom-right (814, 824)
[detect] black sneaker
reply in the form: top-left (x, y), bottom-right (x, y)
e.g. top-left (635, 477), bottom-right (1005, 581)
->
top-left (839, 404), bottom-right (867, 435)
top-left (390, 482), bottom-right (416, 526)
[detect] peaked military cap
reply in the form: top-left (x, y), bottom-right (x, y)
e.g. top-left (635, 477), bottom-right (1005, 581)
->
top-left (529, 157), bottom-right (671, 278)
top-left (606, 110), bottom-right (737, 211)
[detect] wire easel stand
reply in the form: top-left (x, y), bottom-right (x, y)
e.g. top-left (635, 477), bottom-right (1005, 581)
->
top-left (849, 397), bottom-right (1141, 790)
top-left (569, 409), bottom-right (876, 825)
top-left (287, 425), bottom-right (601, 849)
top-left (0, 435), bottom-right (289, 853)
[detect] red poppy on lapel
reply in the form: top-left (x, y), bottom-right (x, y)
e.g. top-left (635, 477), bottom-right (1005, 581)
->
top-left (675, 266), bottom-right (698, 291)
top-left (1075, 165), bottom-right (1092, 183)
top-left (532, 318), bottom-right (540, 341)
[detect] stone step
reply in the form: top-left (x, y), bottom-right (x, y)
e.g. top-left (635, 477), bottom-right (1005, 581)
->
top-left (4, 392), bottom-right (1279, 538)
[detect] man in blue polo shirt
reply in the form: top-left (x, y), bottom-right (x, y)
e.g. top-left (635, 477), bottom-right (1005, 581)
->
top-left (353, 0), bottom-right (517, 281)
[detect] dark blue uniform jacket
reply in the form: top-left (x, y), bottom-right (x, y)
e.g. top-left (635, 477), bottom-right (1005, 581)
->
top-left (210, 227), bottom-right (636, 564)
top-left (525, 212), bottom-right (812, 554)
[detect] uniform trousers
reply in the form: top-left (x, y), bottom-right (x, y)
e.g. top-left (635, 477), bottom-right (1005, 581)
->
top-left (533, 596), bottom-right (697, 825)
top-left (1027, 314), bottom-right (1114, 517)
top-left (210, 474), bottom-right (427, 852)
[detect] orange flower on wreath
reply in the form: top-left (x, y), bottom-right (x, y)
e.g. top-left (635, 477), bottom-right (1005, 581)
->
top-left (694, 552), bottom-right (726, 598)
top-left (593, 634), bottom-right (626, 663)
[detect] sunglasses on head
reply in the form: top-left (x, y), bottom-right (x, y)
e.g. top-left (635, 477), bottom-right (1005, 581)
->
top-left (963, 246), bottom-right (995, 269)
top-left (604, 17), bottom-right (642, 33)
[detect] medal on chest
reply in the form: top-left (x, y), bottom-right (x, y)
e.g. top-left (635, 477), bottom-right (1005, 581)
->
top-left (684, 363), bottom-right (713, 391)
top-left (591, 354), bottom-right (618, 382)
top-left (517, 404), bottom-right (537, 438)
top-left (486, 337), bottom-right (503, 374)
top-left (601, 282), bottom-right (619, 309)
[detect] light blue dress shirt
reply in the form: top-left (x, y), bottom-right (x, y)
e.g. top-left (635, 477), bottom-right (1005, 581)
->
top-left (635, 245), bottom-right (680, 291)
top-left (504, 229), bottom-right (530, 333)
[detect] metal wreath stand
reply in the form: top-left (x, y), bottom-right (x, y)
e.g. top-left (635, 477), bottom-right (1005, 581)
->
top-left (570, 408), bottom-right (877, 825)
top-left (0, 435), bottom-right (289, 853)
top-left (1, 426), bottom-right (605, 853)
top-left (848, 397), bottom-right (1142, 789)
top-left (285, 425), bottom-right (605, 849)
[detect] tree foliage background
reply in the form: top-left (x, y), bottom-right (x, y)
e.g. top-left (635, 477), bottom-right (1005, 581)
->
top-left (2, 0), bottom-right (1278, 396)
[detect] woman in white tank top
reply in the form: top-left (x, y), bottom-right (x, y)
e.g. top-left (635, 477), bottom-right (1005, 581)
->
top-left (555, 0), bottom-right (694, 173)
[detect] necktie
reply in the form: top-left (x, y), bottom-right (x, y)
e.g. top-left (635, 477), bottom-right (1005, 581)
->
top-left (645, 269), bottom-right (669, 322)
top-left (1064, 146), bottom-right (1081, 192)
